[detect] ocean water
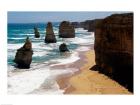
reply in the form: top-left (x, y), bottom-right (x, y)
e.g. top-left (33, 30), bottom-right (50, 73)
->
top-left (8, 23), bottom-right (94, 94)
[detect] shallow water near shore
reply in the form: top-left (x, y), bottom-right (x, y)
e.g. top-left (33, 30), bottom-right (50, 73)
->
top-left (8, 23), bottom-right (94, 94)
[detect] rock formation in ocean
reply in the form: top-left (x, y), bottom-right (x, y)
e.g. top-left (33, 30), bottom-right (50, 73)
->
top-left (34, 27), bottom-right (40, 38)
top-left (45, 22), bottom-right (56, 43)
top-left (14, 36), bottom-right (33, 69)
top-left (59, 21), bottom-right (75, 38)
top-left (90, 13), bottom-right (133, 92)
top-left (59, 43), bottom-right (69, 52)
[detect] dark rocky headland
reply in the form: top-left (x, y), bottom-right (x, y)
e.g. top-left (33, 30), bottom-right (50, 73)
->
top-left (73, 13), bottom-right (133, 92)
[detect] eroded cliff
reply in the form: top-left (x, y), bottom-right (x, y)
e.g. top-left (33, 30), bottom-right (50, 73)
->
top-left (91, 13), bottom-right (133, 92)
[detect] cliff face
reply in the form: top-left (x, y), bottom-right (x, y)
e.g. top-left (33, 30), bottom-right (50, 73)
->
top-left (91, 13), bottom-right (133, 92)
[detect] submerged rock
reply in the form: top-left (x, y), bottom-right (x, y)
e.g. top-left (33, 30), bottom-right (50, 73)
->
top-left (59, 21), bottom-right (75, 38)
top-left (14, 36), bottom-right (33, 69)
top-left (59, 43), bottom-right (69, 52)
top-left (45, 22), bottom-right (56, 43)
top-left (34, 27), bottom-right (40, 38)
top-left (91, 13), bottom-right (133, 92)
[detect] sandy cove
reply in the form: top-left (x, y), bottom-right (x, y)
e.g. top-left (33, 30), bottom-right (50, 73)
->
top-left (57, 50), bottom-right (132, 94)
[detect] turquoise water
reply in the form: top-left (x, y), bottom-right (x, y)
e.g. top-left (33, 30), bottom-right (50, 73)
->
top-left (8, 22), bottom-right (94, 69)
top-left (8, 23), bottom-right (95, 94)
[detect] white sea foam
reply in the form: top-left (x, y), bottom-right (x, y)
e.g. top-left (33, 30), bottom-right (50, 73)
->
top-left (8, 42), bottom-right (53, 52)
top-left (75, 28), bottom-right (88, 32)
top-left (8, 68), bottom-right (50, 94)
top-left (8, 65), bottom-right (16, 71)
top-left (8, 43), bottom-right (23, 50)
top-left (50, 51), bottom-right (80, 66)
top-left (8, 27), bottom-right (95, 94)
top-left (76, 46), bottom-right (90, 52)
top-left (75, 33), bottom-right (94, 45)
top-left (64, 37), bottom-right (94, 45)
top-left (33, 51), bottom-right (48, 57)
top-left (32, 42), bottom-right (53, 50)
top-left (61, 32), bottom-right (94, 45)
top-left (8, 37), bottom-right (26, 40)
top-left (8, 48), bottom-right (80, 94)
top-left (54, 30), bottom-right (58, 34)
top-left (27, 33), bottom-right (34, 36)
top-left (8, 64), bottom-right (78, 94)
top-left (15, 33), bottom-right (34, 36)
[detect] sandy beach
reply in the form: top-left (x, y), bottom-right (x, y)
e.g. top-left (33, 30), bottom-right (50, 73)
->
top-left (7, 12), bottom-right (133, 95)
top-left (57, 50), bottom-right (131, 94)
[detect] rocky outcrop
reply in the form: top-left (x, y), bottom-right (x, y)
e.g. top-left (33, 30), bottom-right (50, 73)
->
top-left (59, 43), bottom-right (69, 52)
top-left (14, 36), bottom-right (33, 69)
top-left (71, 19), bottom-right (101, 32)
top-left (45, 22), bottom-right (56, 43)
top-left (80, 20), bottom-right (93, 31)
top-left (34, 27), bottom-right (40, 38)
top-left (59, 21), bottom-right (75, 38)
top-left (91, 13), bottom-right (133, 92)
top-left (71, 22), bottom-right (81, 28)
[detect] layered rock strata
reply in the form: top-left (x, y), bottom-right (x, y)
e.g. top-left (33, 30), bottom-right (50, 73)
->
top-left (91, 13), bottom-right (133, 92)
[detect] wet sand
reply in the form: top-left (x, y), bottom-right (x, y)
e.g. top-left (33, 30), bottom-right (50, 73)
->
top-left (57, 50), bottom-right (131, 94)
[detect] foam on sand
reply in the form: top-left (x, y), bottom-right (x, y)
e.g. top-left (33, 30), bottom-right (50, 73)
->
top-left (8, 27), bottom-right (95, 94)
top-left (8, 68), bottom-right (50, 94)
top-left (8, 66), bottom-right (78, 94)
top-left (76, 46), bottom-right (90, 52)
top-left (50, 51), bottom-right (80, 66)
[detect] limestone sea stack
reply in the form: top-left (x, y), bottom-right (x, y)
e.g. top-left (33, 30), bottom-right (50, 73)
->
top-left (34, 27), bottom-right (40, 38)
top-left (91, 13), bottom-right (133, 92)
top-left (14, 36), bottom-right (33, 69)
top-left (59, 21), bottom-right (75, 38)
top-left (45, 22), bottom-right (56, 43)
top-left (59, 43), bottom-right (69, 52)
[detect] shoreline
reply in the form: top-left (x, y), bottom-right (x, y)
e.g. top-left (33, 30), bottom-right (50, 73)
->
top-left (8, 32), bottom-right (131, 94)
top-left (8, 46), bottom-right (92, 94)
top-left (57, 50), bottom-right (132, 94)
top-left (55, 50), bottom-right (88, 93)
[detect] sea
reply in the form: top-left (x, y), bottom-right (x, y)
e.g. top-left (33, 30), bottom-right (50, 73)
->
top-left (8, 22), bottom-right (94, 94)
